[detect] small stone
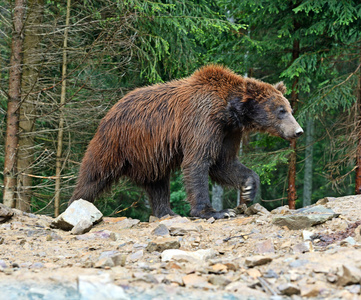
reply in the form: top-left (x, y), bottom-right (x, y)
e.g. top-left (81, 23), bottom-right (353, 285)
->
top-left (3, 268), bottom-right (13, 275)
top-left (207, 217), bottom-right (215, 224)
top-left (95, 257), bottom-right (114, 269)
top-left (289, 259), bottom-right (309, 268)
top-left (293, 241), bottom-right (313, 253)
top-left (0, 236), bottom-right (4, 244)
top-left (209, 275), bottom-right (231, 286)
top-left (149, 216), bottom-right (159, 222)
top-left (110, 232), bottom-right (122, 241)
top-left (46, 232), bottom-right (63, 241)
top-left (263, 269), bottom-right (279, 278)
top-left (247, 268), bottom-right (261, 278)
top-left (302, 230), bottom-right (314, 241)
top-left (151, 224), bottom-right (169, 236)
top-left (211, 263), bottom-right (228, 274)
top-left (278, 283), bottom-right (300, 296)
top-left (161, 248), bottom-right (217, 263)
top-left (271, 205), bottom-right (290, 215)
top-left (245, 203), bottom-right (270, 216)
top-left (169, 224), bottom-right (200, 236)
top-left (337, 264), bottom-right (361, 286)
top-left (146, 238), bottom-right (180, 252)
top-left (0, 260), bottom-right (7, 269)
top-left (182, 273), bottom-right (213, 289)
top-left (30, 262), bottom-right (44, 269)
top-left (117, 218), bottom-right (140, 229)
top-left (299, 283), bottom-right (326, 297)
top-left (128, 250), bottom-right (143, 261)
top-left (159, 216), bottom-right (190, 227)
top-left (245, 255), bottom-right (273, 267)
top-left (71, 219), bottom-right (93, 235)
top-left (0, 204), bottom-right (14, 223)
top-left (78, 273), bottom-right (129, 300)
top-left (340, 236), bottom-right (356, 246)
top-left (255, 240), bottom-right (275, 254)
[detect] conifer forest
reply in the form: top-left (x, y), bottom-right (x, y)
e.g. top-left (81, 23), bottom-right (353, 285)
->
top-left (1, 0), bottom-right (361, 220)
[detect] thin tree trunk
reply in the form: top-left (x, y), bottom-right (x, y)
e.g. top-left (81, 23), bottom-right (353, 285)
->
top-left (16, 0), bottom-right (44, 212)
top-left (303, 117), bottom-right (314, 206)
top-left (3, 0), bottom-right (26, 207)
top-left (287, 36), bottom-right (300, 210)
top-left (54, 0), bottom-right (71, 217)
top-left (212, 184), bottom-right (223, 211)
top-left (355, 66), bottom-right (361, 194)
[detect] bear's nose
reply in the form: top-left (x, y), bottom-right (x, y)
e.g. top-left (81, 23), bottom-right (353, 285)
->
top-left (295, 127), bottom-right (304, 138)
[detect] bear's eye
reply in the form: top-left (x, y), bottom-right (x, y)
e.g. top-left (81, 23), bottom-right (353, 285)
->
top-left (278, 107), bottom-right (287, 119)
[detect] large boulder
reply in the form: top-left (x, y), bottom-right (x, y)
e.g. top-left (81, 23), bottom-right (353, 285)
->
top-left (51, 199), bottom-right (103, 231)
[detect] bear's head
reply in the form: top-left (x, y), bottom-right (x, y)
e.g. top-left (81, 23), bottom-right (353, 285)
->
top-left (228, 78), bottom-right (303, 141)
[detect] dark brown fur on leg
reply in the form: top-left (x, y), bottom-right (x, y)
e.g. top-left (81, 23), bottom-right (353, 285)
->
top-left (142, 176), bottom-right (174, 218)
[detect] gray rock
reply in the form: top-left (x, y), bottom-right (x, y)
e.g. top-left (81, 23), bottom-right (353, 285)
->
top-left (245, 255), bottom-right (273, 267)
top-left (71, 219), bottom-right (93, 235)
top-left (169, 224), bottom-right (201, 236)
top-left (128, 250), bottom-right (143, 261)
top-left (151, 224), bottom-right (169, 236)
top-left (245, 203), bottom-right (270, 216)
top-left (161, 248), bottom-right (217, 263)
top-left (0, 204), bottom-right (14, 223)
top-left (46, 232), bottom-right (63, 241)
top-left (278, 283), bottom-right (300, 296)
top-left (0, 260), bottom-right (7, 269)
top-left (146, 238), bottom-right (180, 252)
top-left (293, 241), bottom-right (313, 253)
top-left (272, 205), bottom-right (339, 230)
top-left (255, 240), bottom-right (275, 254)
top-left (337, 264), bottom-right (361, 286)
top-left (117, 218), bottom-right (140, 229)
top-left (78, 273), bottom-right (129, 300)
top-left (51, 199), bottom-right (103, 231)
top-left (208, 275), bottom-right (231, 287)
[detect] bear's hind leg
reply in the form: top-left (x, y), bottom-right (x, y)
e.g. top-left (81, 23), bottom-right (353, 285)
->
top-left (143, 175), bottom-right (175, 218)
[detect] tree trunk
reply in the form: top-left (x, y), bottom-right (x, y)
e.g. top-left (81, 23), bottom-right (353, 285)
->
top-left (287, 36), bottom-right (300, 210)
top-left (212, 183), bottom-right (223, 211)
top-left (303, 117), bottom-right (314, 206)
top-left (16, 0), bottom-right (44, 212)
top-left (3, 0), bottom-right (26, 207)
top-left (54, 0), bottom-right (71, 217)
top-left (356, 66), bottom-right (361, 194)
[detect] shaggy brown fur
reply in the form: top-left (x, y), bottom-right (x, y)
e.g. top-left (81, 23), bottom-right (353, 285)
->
top-left (70, 65), bottom-right (303, 219)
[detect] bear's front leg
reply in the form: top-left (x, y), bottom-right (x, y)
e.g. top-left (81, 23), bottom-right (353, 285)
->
top-left (182, 160), bottom-right (236, 219)
top-left (210, 159), bottom-right (260, 204)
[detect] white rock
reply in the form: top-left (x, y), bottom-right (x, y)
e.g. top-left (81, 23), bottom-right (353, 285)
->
top-left (161, 248), bottom-right (217, 263)
top-left (51, 199), bottom-right (103, 231)
top-left (78, 273), bottom-right (129, 300)
top-left (302, 230), bottom-right (314, 241)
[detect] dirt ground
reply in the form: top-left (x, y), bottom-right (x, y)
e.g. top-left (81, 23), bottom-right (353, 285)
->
top-left (1, 195), bottom-right (361, 299)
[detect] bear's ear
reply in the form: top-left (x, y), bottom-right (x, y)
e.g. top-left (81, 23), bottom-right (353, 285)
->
top-left (274, 81), bottom-right (287, 94)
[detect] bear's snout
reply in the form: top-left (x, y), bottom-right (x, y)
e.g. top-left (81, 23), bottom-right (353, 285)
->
top-left (294, 127), bottom-right (304, 138)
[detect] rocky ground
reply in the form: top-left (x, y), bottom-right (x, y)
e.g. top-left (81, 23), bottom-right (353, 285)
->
top-left (1, 195), bottom-right (361, 300)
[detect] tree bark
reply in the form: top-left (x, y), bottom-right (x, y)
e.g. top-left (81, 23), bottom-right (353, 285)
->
top-left (355, 65), bottom-right (361, 194)
top-left (287, 36), bottom-right (300, 210)
top-left (3, 0), bottom-right (26, 207)
top-left (212, 183), bottom-right (223, 211)
top-left (303, 117), bottom-right (314, 206)
top-left (54, 0), bottom-right (71, 217)
top-left (16, 0), bottom-right (44, 212)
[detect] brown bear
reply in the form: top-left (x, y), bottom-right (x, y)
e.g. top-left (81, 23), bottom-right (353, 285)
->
top-left (69, 65), bottom-right (303, 219)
